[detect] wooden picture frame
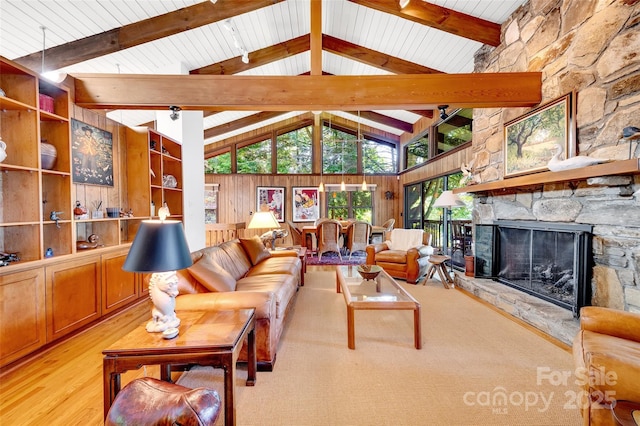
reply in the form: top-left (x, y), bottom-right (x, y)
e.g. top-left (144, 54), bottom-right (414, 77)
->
top-left (503, 92), bottom-right (575, 178)
top-left (71, 119), bottom-right (114, 186)
top-left (257, 186), bottom-right (285, 222)
top-left (292, 187), bottom-right (320, 222)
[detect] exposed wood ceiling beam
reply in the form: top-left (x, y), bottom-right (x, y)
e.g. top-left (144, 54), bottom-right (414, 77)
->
top-left (348, 0), bottom-right (501, 47)
top-left (322, 34), bottom-right (442, 74)
top-left (13, 0), bottom-right (283, 71)
top-left (72, 72), bottom-right (542, 111)
top-left (409, 110), bottom-right (434, 118)
top-left (345, 111), bottom-right (413, 133)
top-left (204, 111), bottom-right (287, 139)
top-left (310, 0), bottom-right (323, 76)
top-left (191, 35), bottom-right (310, 75)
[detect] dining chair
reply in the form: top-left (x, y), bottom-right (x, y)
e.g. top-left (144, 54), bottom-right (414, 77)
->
top-left (346, 221), bottom-right (372, 259)
top-left (286, 220), bottom-right (303, 247)
top-left (316, 219), bottom-right (342, 261)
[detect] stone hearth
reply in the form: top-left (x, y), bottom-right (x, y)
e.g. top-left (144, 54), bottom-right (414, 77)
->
top-left (455, 273), bottom-right (579, 346)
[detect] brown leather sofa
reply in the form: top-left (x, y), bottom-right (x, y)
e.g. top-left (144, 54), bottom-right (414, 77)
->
top-left (573, 306), bottom-right (640, 425)
top-left (365, 229), bottom-right (433, 284)
top-left (172, 236), bottom-right (301, 371)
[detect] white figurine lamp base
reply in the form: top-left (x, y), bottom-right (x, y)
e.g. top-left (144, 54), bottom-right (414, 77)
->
top-left (146, 271), bottom-right (181, 333)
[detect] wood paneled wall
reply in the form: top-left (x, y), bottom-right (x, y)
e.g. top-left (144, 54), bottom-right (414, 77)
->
top-left (206, 173), bottom-right (400, 237)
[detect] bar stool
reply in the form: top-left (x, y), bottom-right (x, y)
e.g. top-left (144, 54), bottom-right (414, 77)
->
top-left (423, 254), bottom-right (454, 289)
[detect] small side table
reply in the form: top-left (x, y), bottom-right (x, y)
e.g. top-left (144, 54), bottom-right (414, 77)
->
top-left (423, 254), bottom-right (454, 289)
top-left (612, 400), bottom-right (640, 426)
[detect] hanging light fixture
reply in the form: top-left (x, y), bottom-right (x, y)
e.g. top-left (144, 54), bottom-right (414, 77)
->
top-left (319, 114), bottom-right (327, 192)
top-left (340, 138), bottom-right (346, 191)
top-left (358, 111), bottom-right (367, 191)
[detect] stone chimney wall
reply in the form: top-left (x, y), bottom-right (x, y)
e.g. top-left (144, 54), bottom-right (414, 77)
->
top-left (470, 0), bottom-right (640, 312)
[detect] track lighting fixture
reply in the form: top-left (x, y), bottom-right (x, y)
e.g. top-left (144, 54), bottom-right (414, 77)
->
top-left (169, 105), bottom-right (181, 121)
top-left (399, 0), bottom-right (410, 8)
top-left (438, 105), bottom-right (449, 120)
top-left (224, 18), bottom-right (250, 64)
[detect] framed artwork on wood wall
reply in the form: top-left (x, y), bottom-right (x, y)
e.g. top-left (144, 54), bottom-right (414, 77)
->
top-left (257, 186), bottom-right (285, 222)
top-left (71, 119), bottom-right (114, 186)
top-left (503, 92), bottom-right (575, 178)
top-left (292, 187), bottom-right (319, 222)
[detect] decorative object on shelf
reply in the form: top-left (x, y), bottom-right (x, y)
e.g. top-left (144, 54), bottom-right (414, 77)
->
top-left (106, 207), bottom-right (119, 218)
top-left (92, 200), bottom-right (104, 218)
top-left (49, 211), bottom-right (63, 228)
top-left (547, 144), bottom-right (609, 172)
top-left (504, 92), bottom-right (575, 177)
top-left (158, 202), bottom-right (170, 219)
top-left (247, 210), bottom-right (281, 249)
top-left (45, 248), bottom-right (54, 258)
top-left (76, 234), bottom-right (101, 250)
top-left (256, 186), bottom-right (285, 222)
top-left (357, 264), bottom-right (382, 280)
top-left (460, 157), bottom-right (481, 185)
top-left (151, 201), bottom-right (155, 216)
top-left (39, 93), bottom-right (55, 113)
top-left (40, 140), bottom-right (57, 170)
top-left (0, 137), bottom-right (6, 163)
top-left (73, 200), bottom-right (88, 219)
top-left (71, 119), bottom-right (114, 186)
top-left (120, 208), bottom-right (134, 217)
top-left (620, 126), bottom-right (640, 159)
top-left (123, 213), bottom-right (192, 333)
top-left (162, 174), bottom-right (178, 188)
top-left (0, 251), bottom-right (20, 267)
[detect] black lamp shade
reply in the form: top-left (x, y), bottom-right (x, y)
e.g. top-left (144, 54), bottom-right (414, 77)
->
top-left (123, 220), bottom-right (193, 272)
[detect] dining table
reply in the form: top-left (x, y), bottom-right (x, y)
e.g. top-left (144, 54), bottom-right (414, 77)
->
top-left (301, 222), bottom-right (385, 251)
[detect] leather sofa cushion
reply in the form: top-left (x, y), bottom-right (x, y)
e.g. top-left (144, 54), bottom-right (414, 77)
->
top-left (187, 255), bottom-right (237, 292)
top-left (176, 289), bottom-right (275, 320)
top-left (375, 249), bottom-right (408, 264)
top-left (247, 256), bottom-right (301, 278)
top-left (237, 274), bottom-right (298, 320)
top-left (198, 241), bottom-right (252, 281)
top-left (240, 236), bottom-right (272, 266)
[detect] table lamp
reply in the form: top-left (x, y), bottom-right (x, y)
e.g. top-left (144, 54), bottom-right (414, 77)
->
top-left (247, 211), bottom-right (280, 249)
top-left (434, 190), bottom-right (465, 272)
top-left (123, 207), bottom-right (192, 333)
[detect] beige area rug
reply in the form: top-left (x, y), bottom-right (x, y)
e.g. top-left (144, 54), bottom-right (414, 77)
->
top-left (177, 268), bottom-right (582, 426)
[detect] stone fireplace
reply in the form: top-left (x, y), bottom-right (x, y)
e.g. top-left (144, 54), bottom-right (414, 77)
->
top-left (475, 220), bottom-right (592, 317)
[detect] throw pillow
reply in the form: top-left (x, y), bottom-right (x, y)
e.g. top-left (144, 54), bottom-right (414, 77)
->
top-left (240, 235), bottom-right (272, 265)
top-left (187, 255), bottom-right (236, 292)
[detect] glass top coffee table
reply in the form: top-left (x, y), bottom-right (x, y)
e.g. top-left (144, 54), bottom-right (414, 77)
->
top-left (336, 265), bottom-right (422, 350)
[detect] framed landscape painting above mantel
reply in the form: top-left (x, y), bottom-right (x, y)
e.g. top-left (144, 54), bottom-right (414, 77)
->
top-left (504, 92), bottom-right (575, 178)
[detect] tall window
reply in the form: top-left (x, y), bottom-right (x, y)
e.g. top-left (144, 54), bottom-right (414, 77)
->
top-left (204, 151), bottom-right (231, 174)
top-left (237, 138), bottom-right (272, 173)
top-left (363, 139), bottom-right (396, 174)
top-left (276, 125), bottom-right (312, 174)
top-left (322, 125), bottom-right (357, 174)
top-left (435, 108), bottom-right (473, 155)
top-left (326, 190), bottom-right (373, 222)
top-left (404, 134), bottom-right (429, 169)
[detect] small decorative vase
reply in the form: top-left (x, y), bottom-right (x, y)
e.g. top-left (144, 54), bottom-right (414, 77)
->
top-left (41, 141), bottom-right (57, 170)
top-left (0, 137), bottom-right (6, 163)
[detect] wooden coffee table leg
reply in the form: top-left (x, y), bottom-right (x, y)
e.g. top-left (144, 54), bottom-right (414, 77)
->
top-left (347, 304), bottom-right (355, 349)
top-left (414, 308), bottom-right (422, 349)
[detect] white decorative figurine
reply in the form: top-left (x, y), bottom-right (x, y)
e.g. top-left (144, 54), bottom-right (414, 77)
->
top-left (146, 271), bottom-right (181, 332)
top-left (547, 144), bottom-right (609, 172)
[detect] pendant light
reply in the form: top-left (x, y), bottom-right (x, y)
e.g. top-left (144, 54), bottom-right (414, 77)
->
top-left (340, 136), bottom-right (346, 191)
top-left (318, 114), bottom-right (326, 192)
top-left (358, 111), bottom-right (367, 191)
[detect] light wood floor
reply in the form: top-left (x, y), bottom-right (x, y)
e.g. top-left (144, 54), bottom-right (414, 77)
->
top-left (0, 301), bottom-right (157, 426)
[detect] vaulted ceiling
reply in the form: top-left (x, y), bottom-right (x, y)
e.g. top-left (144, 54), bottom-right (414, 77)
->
top-left (0, 0), bottom-right (532, 148)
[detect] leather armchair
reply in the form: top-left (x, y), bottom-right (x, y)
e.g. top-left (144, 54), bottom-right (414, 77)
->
top-left (573, 306), bottom-right (640, 425)
top-left (366, 229), bottom-right (433, 284)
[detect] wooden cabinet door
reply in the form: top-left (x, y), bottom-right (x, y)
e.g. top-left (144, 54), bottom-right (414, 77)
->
top-left (45, 256), bottom-right (101, 341)
top-left (101, 251), bottom-right (137, 315)
top-left (0, 268), bottom-right (46, 367)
